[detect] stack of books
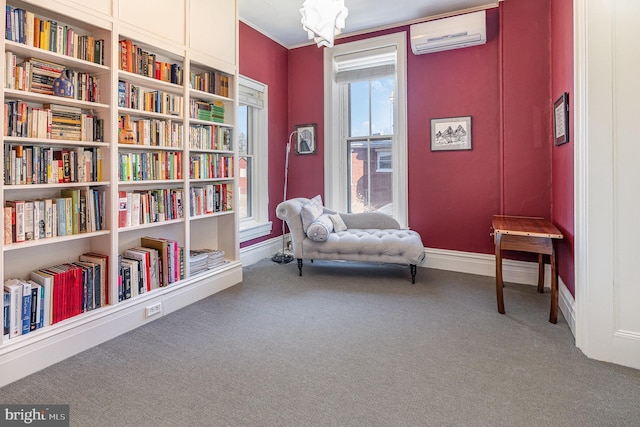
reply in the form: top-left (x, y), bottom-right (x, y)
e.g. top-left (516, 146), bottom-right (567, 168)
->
top-left (189, 249), bottom-right (225, 274)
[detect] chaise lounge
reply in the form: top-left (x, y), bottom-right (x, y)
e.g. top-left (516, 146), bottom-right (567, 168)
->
top-left (276, 196), bottom-right (426, 283)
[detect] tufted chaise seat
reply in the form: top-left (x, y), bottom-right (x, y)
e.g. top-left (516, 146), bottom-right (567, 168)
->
top-left (276, 197), bottom-right (425, 283)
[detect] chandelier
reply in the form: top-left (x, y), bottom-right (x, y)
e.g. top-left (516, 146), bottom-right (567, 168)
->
top-left (300, 0), bottom-right (349, 48)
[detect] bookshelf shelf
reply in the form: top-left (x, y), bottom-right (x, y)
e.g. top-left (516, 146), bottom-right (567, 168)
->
top-left (4, 136), bottom-right (109, 148)
top-left (188, 88), bottom-right (233, 104)
top-left (118, 218), bottom-right (184, 233)
top-left (118, 143), bottom-right (182, 151)
top-left (1, 0), bottom-right (240, 388)
top-left (190, 211), bottom-right (234, 221)
top-left (118, 107), bottom-right (182, 121)
top-left (3, 88), bottom-right (109, 109)
top-left (3, 229), bottom-right (111, 252)
top-left (188, 118), bottom-right (233, 127)
top-left (5, 40), bottom-right (110, 73)
top-left (118, 70), bottom-right (184, 95)
top-left (118, 179), bottom-right (183, 186)
top-left (4, 181), bottom-right (110, 190)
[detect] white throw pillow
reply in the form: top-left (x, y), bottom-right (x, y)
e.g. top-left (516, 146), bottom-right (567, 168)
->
top-left (306, 213), bottom-right (334, 242)
top-left (329, 213), bottom-right (347, 232)
top-left (300, 195), bottom-right (323, 232)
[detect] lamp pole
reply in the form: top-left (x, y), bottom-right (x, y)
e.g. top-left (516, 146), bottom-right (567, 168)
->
top-left (272, 131), bottom-right (298, 263)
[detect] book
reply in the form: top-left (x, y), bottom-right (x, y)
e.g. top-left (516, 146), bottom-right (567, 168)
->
top-left (3, 279), bottom-right (22, 338)
top-left (123, 248), bottom-right (150, 293)
top-left (79, 252), bottom-right (108, 306)
top-left (60, 189), bottom-right (80, 235)
top-left (5, 200), bottom-right (25, 242)
top-left (3, 291), bottom-right (10, 340)
top-left (140, 237), bottom-right (169, 287)
top-left (29, 270), bottom-right (53, 327)
top-left (4, 206), bottom-right (13, 245)
top-left (18, 280), bottom-right (31, 335)
top-left (118, 191), bottom-right (128, 228)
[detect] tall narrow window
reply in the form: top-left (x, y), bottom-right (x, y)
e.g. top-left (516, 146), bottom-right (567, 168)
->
top-left (324, 33), bottom-right (408, 225)
top-left (346, 78), bottom-right (394, 213)
top-left (238, 76), bottom-right (271, 242)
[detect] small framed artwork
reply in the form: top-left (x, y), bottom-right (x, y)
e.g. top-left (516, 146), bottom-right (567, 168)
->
top-left (554, 92), bottom-right (569, 145)
top-left (294, 123), bottom-right (317, 155)
top-left (430, 116), bottom-right (472, 151)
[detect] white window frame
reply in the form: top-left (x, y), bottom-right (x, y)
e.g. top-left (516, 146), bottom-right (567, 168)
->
top-left (323, 32), bottom-right (408, 227)
top-left (238, 75), bottom-right (271, 242)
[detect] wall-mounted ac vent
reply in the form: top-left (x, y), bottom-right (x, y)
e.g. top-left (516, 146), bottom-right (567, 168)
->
top-left (410, 10), bottom-right (486, 55)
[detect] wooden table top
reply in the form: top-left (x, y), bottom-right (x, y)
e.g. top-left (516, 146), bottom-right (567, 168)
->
top-left (492, 215), bottom-right (563, 239)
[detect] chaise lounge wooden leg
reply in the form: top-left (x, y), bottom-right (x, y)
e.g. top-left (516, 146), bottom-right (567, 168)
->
top-left (297, 258), bottom-right (303, 276)
top-left (410, 264), bottom-right (417, 284)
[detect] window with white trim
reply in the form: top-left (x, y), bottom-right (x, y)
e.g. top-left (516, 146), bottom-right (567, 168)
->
top-left (238, 76), bottom-right (271, 242)
top-left (324, 33), bottom-right (408, 225)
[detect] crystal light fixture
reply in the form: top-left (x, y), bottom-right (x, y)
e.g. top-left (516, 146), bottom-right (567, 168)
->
top-left (300, 0), bottom-right (349, 48)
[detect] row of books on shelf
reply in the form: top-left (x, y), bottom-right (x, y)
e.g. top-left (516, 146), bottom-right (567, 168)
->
top-left (117, 80), bottom-right (183, 117)
top-left (4, 100), bottom-right (104, 142)
top-left (5, 54), bottom-right (101, 102)
top-left (118, 115), bottom-right (183, 147)
top-left (190, 99), bottom-right (224, 123)
top-left (5, 6), bottom-right (105, 65)
top-left (3, 252), bottom-right (109, 340)
top-left (119, 237), bottom-right (184, 302)
top-left (118, 39), bottom-right (183, 85)
top-left (189, 70), bottom-right (230, 97)
top-left (189, 153), bottom-right (233, 180)
top-left (189, 249), bottom-right (226, 275)
top-left (190, 184), bottom-right (232, 216)
top-left (189, 124), bottom-right (232, 151)
top-left (4, 188), bottom-right (106, 244)
top-left (118, 189), bottom-right (184, 228)
top-left (4, 145), bottom-right (104, 185)
top-left (118, 151), bottom-right (181, 182)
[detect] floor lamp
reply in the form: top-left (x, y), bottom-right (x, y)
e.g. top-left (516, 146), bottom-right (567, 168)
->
top-left (272, 130), bottom-right (298, 263)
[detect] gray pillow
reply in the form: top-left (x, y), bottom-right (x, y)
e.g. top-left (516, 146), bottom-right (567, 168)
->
top-left (300, 195), bottom-right (323, 232)
top-left (306, 213), bottom-right (334, 242)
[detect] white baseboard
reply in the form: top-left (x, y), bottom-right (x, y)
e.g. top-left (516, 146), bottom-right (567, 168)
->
top-left (240, 235), bottom-right (289, 266)
top-left (423, 247), bottom-right (576, 336)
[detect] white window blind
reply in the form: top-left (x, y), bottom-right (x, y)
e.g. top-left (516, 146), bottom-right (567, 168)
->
top-left (334, 45), bottom-right (396, 83)
top-left (238, 78), bottom-right (264, 109)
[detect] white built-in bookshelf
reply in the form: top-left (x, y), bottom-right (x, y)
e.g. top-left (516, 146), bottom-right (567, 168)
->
top-left (1, 0), bottom-right (240, 387)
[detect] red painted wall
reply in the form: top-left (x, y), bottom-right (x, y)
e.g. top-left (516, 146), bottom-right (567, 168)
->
top-left (238, 23), bottom-right (289, 248)
top-left (551, 0), bottom-right (575, 295)
top-left (286, 47), bottom-right (325, 200)
top-left (408, 10), bottom-right (501, 254)
top-left (240, 0), bottom-right (575, 288)
top-left (284, 0), bottom-right (553, 256)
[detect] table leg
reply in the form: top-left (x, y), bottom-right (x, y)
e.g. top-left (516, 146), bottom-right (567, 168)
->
top-left (537, 253), bottom-right (545, 293)
top-left (549, 242), bottom-right (558, 324)
top-left (495, 233), bottom-right (505, 314)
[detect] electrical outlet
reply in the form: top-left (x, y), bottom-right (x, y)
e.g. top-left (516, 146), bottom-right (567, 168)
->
top-left (145, 303), bottom-right (162, 318)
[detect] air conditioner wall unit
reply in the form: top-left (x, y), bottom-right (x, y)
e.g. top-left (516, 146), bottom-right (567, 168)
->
top-left (410, 10), bottom-right (487, 55)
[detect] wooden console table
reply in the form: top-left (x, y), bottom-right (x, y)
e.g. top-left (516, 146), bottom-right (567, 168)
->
top-left (492, 215), bottom-right (563, 323)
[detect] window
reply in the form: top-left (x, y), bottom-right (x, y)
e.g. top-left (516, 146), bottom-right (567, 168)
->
top-left (238, 76), bottom-right (271, 242)
top-left (345, 77), bottom-right (394, 213)
top-left (324, 33), bottom-right (408, 225)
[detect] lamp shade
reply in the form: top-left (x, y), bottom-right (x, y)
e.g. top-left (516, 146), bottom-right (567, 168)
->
top-left (300, 0), bottom-right (348, 48)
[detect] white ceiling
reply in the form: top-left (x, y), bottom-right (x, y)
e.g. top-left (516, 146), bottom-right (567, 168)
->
top-left (239, 0), bottom-right (500, 48)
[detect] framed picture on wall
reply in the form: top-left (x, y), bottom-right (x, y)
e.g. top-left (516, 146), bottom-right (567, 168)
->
top-left (554, 92), bottom-right (569, 145)
top-left (295, 123), bottom-right (317, 155)
top-left (430, 116), bottom-right (472, 151)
